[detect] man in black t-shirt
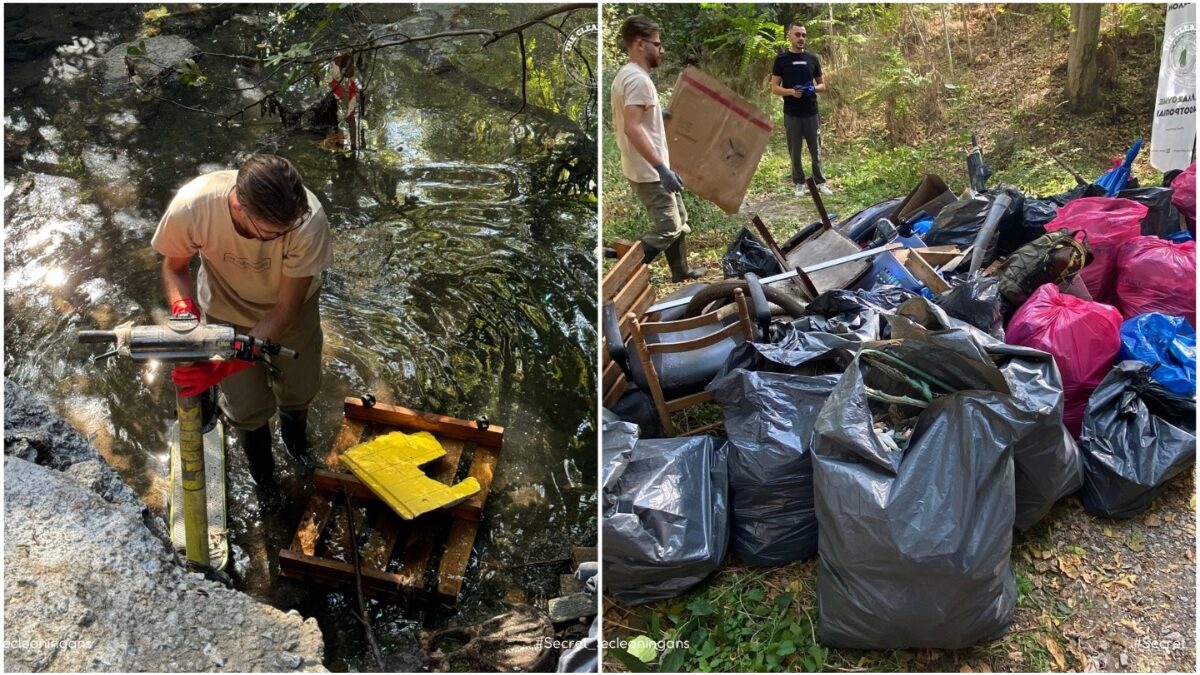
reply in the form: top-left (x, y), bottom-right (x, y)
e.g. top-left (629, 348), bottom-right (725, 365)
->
top-left (771, 21), bottom-right (830, 198)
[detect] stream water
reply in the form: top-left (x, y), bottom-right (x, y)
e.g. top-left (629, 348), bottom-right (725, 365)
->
top-left (4, 3), bottom-right (597, 670)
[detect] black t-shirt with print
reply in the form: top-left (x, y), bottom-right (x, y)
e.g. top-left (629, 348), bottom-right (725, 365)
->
top-left (772, 50), bottom-right (822, 118)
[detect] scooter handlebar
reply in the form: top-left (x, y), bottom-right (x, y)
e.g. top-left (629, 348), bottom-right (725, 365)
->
top-left (77, 330), bottom-right (117, 344)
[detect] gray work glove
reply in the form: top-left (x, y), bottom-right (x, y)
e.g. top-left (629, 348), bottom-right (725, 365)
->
top-left (654, 163), bottom-right (684, 193)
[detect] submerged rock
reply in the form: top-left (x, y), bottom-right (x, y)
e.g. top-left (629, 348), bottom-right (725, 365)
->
top-left (3, 379), bottom-right (328, 672)
top-left (98, 35), bottom-right (199, 94)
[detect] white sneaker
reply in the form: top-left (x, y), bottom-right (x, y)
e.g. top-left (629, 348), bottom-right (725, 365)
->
top-left (794, 183), bottom-right (805, 197)
top-left (817, 182), bottom-right (833, 196)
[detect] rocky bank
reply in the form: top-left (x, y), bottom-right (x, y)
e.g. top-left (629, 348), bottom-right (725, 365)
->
top-left (4, 378), bottom-right (327, 672)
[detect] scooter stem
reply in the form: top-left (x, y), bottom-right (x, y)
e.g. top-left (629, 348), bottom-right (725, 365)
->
top-left (177, 386), bottom-right (210, 570)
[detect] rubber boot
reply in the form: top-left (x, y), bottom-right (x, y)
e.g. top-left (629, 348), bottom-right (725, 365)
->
top-left (641, 242), bottom-right (661, 265)
top-left (240, 424), bottom-right (280, 511)
top-left (279, 408), bottom-right (314, 472)
top-left (665, 235), bottom-right (707, 282)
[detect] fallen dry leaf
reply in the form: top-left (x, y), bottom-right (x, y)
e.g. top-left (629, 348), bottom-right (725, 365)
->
top-left (1058, 553), bottom-right (1083, 580)
top-left (1126, 531), bottom-right (1146, 553)
top-left (1041, 635), bottom-right (1068, 671)
top-left (960, 665), bottom-right (973, 673)
top-left (1143, 514), bottom-right (1163, 527)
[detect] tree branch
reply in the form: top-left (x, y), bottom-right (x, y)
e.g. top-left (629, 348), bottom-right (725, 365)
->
top-left (132, 4), bottom-right (594, 127)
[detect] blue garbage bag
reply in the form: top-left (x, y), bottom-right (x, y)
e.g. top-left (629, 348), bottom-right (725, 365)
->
top-left (1118, 313), bottom-right (1196, 396)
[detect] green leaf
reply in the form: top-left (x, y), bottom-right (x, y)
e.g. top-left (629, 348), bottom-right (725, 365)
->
top-left (809, 643), bottom-right (827, 666)
top-left (627, 635), bottom-right (659, 663)
top-left (609, 648), bottom-right (650, 673)
top-left (774, 592), bottom-right (793, 611)
top-left (659, 647), bottom-right (685, 673)
top-left (687, 597), bottom-right (716, 616)
top-left (648, 612), bottom-right (661, 639)
top-left (777, 640), bottom-right (797, 656)
top-left (745, 587), bottom-right (765, 603)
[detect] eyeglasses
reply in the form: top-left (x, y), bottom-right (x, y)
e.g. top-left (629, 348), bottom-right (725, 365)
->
top-left (641, 38), bottom-right (663, 50)
top-left (245, 209), bottom-right (307, 241)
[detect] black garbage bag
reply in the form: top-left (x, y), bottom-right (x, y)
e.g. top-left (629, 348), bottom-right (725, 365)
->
top-left (1116, 186), bottom-right (1184, 238)
top-left (812, 340), bottom-right (1033, 649)
top-left (1078, 361), bottom-right (1197, 519)
top-left (924, 186), bottom-right (1027, 260)
top-left (890, 298), bottom-right (1085, 530)
top-left (1023, 197), bottom-right (1061, 230)
top-left (708, 369), bottom-right (839, 566)
top-left (721, 228), bottom-right (782, 279)
top-left (602, 420), bottom-right (730, 605)
top-left (793, 286), bottom-right (916, 342)
top-left (935, 276), bottom-right (1005, 338)
top-left (715, 328), bottom-right (856, 379)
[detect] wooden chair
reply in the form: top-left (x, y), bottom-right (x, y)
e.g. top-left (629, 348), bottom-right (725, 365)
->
top-left (601, 240), bottom-right (656, 410)
top-left (625, 288), bottom-right (755, 436)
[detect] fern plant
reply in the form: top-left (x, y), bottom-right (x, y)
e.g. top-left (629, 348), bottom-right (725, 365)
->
top-left (699, 3), bottom-right (785, 75)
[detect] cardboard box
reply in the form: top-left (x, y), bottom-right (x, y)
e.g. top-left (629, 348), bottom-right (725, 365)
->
top-left (892, 173), bottom-right (957, 224)
top-left (664, 67), bottom-right (773, 215)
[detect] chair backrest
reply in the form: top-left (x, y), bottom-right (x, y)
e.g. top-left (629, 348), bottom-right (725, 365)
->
top-left (602, 240), bottom-right (656, 409)
top-left (627, 289), bottom-right (754, 436)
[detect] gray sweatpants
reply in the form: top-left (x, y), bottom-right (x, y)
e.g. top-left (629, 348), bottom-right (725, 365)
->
top-left (784, 113), bottom-right (825, 186)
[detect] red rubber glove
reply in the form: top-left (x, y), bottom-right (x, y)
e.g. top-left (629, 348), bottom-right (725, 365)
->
top-left (172, 360), bottom-right (254, 397)
top-left (171, 298), bottom-right (200, 319)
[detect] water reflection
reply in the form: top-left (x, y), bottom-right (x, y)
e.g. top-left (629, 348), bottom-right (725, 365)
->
top-left (5, 4), bottom-right (596, 671)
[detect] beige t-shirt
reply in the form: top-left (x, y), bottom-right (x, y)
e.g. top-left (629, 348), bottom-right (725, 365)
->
top-left (611, 62), bottom-right (669, 183)
top-left (151, 170), bottom-right (334, 326)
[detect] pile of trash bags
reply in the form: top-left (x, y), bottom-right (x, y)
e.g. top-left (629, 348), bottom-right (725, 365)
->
top-left (602, 159), bottom-right (1196, 650)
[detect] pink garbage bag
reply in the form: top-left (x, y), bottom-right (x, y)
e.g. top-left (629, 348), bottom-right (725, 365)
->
top-left (1171, 163), bottom-right (1196, 231)
top-left (1114, 236), bottom-right (1196, 326)
top-left (1044, 197), bottom-right (1146, 304)
top-left (1007, 283), bottom-right (1123, 437)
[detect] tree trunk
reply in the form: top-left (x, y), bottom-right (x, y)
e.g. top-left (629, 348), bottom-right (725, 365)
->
top-left (828, 3), bottom-right (836, 67)
top-left (1067, 3), bottom-right (1101, 113)
top-left (941, 4), bottom-right (954, 78)
top-left (961, 5), bottom-right (973, 65)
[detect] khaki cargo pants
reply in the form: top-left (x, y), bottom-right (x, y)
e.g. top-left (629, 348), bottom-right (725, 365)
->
top-left (631, 179), bottom-right (691, 252)
top-left (212, 291), bottom-right (323, 431)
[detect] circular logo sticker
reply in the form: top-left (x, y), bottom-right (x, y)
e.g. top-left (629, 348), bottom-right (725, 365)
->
top-left (1165, 23), bottom-right (1196, 90)
top-left (561, 22), bottom-right (598, 89)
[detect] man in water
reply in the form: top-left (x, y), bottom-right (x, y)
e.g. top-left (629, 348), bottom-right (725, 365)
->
top-left (152, 154), bottom-right (333, 505)
top-left (771, 21), bottom-right (832, 198)
top-left (611, 14), bottom-right (705, 280)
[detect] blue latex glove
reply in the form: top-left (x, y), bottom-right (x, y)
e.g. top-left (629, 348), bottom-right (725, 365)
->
top-left (654, 163), bottom-right (684, 193)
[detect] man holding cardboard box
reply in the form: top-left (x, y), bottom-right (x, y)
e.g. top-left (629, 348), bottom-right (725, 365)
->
top-left (770, 21), bottom-right (831, 198)
top-left (611, 15), bottom-right (706, 281)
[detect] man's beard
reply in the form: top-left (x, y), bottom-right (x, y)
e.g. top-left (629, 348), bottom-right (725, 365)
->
top-left (647, 51), bottom-right (660, 68)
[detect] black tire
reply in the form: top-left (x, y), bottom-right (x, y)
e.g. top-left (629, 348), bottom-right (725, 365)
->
top-left (682, 279), bottom-right (807, 319)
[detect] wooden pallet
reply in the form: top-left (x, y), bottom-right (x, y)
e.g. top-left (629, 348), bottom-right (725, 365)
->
top-left (278, 397), bottom-right (504, 607)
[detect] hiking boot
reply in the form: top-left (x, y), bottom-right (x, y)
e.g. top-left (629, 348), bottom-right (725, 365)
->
top-left (665, 235), bottom-right (707, 282)
top-left (240, 424), bottom-right (281, 509)
top-left (279, 408), bottom-right (315, 473)
top-left (794, 183), bottom-right (805, 198)
top-left (817, 182), bottom-right (833, 196)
